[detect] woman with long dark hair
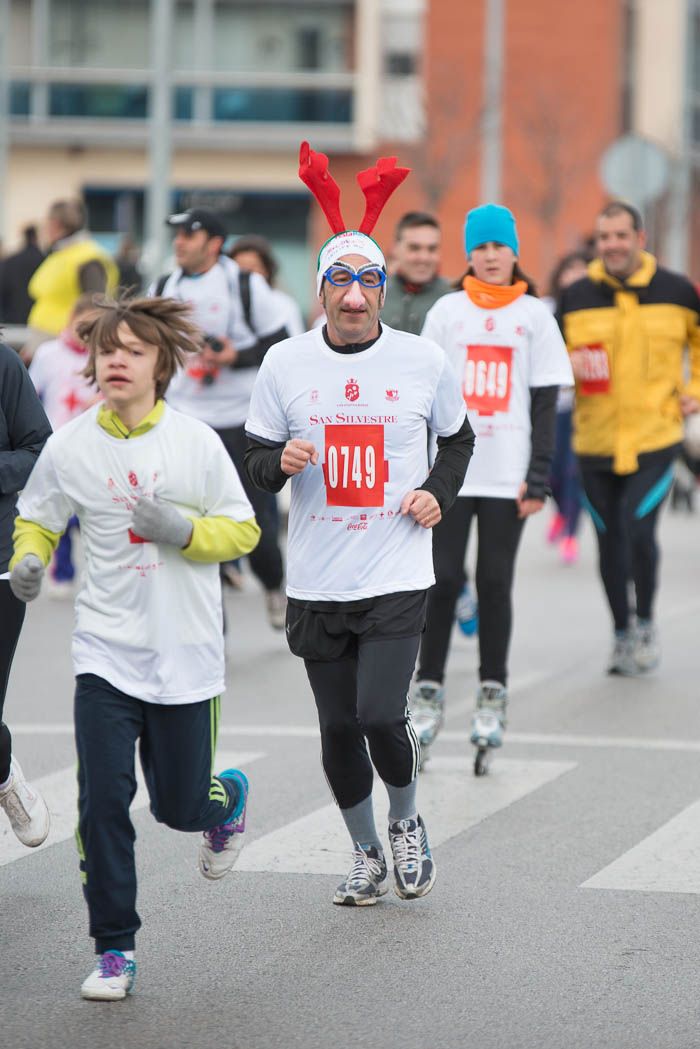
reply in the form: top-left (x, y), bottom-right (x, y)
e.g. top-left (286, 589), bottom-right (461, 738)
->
top-left (410, 204), bottom-right (573, 773)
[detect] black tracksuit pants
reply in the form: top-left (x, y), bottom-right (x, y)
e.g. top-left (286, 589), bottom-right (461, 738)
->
top-left (579, 445), bottom-right (677, 632)
top-left (75, 674), bottom-right (239, 954)
top-left (0, 581), bottom-right (26, 783)
top-left (417, 496), bottom-right (525, 687)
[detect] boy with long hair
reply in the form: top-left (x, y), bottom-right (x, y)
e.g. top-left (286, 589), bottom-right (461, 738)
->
top-left (10, 296), bottom-right (260, 1001)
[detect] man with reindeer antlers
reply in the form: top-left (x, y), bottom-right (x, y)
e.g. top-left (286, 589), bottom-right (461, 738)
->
top-left (244, 143), bottom-right (474, 906)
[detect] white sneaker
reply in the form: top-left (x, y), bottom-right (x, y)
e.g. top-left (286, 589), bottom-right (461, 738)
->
top-left (265, 589), bottom-right (287, 631)
top-left (333, 843), bottom-right (389, 906)
top-left (634, 621), bottom-right (660, 672)
top-left (81, 951), bottom-right (136, 1001)
top-left (607, 630), bottom-right (638, 676)
top-left (0, 757), bottom-right (50, 847)
top-left (199, 769), bottom-right (248, 880)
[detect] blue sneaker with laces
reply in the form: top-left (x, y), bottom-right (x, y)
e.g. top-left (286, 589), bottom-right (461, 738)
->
top-left (199, 768), bottom-right (248, 881)
top-left (80, 950), bottom-right (136, 1001)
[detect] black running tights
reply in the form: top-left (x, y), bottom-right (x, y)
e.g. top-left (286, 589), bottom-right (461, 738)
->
top-left (0, 581), bottom-right (26, 782)
top-left (417, 497), bottom-right (525, 686)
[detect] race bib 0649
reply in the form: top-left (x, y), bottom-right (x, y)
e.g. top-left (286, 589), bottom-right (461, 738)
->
top-left (322, 424), bottom-right (389, 507)
top-left (463, 344), bottom-right (513, 416)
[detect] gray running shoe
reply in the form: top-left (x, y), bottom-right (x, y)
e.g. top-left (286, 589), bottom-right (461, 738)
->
top-left (634, 620), bottom-right (660, 672)
top-left (333, 844), bottom-right (389, 906)
top-left (607, 630), bottom-right (638, 676)
top-left (389, 815), bottom-right (436, 900)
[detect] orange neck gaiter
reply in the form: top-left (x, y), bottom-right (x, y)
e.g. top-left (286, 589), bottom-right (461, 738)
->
top-left (463, 275), bottom-right (527, 309)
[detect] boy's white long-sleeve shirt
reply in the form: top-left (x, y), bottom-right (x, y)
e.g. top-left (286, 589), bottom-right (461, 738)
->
top-left (16, 403), bottom-right (255, 704)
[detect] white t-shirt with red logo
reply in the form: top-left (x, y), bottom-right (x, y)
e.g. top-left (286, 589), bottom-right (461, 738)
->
top-left (245, 324), bottom-right (466, 601)
top-left (422, 291), bottom-right (573, 498)
top-left (17, 404), bottom-right (254, 704)
top-left (29, 336), bottom-right (96, 429)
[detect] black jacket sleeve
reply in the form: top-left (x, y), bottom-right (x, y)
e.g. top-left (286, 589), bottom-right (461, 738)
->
top-left (0, 343), bottom-right (53, 495)
top-left (244, 434), bottom-right (288, 493)
top-left (417, 413), bottom-right (475, 514)
top-left (231, 326), bottom-right (290, 370)
top-left (525, 386), bottom-right (559, 501)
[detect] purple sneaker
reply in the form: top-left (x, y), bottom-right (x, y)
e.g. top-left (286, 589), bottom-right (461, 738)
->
top-left (199, 769), bottom-right (248, 881)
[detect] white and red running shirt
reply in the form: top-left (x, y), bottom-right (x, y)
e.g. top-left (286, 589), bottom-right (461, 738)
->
top-left (17, 404), bottom-right (254, 704)
top-left (246, 324), bottom-right (466, 601)
top-left (29, 334), bottom-right (97, 429)
top-left (422, 290), bottom-right (573, 498)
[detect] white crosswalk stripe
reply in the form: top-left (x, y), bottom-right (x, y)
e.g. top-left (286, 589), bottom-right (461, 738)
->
top-left (582, 798), bottom-right (700, 895)
top-left (237, 756), bottom-right (576, 875)
top-left (0, 750), bottom-right (265, 868)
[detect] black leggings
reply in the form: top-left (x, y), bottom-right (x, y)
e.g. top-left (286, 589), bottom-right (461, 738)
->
top-left (216, 424), bottom-right (284, 592)
top-left (417, 497), bottom-right (525, 687)
top-left (0, 581), bottom-right (26, 783)
top-left (579, 446), bottom-right (677, 632)
top-left (304, 634), bottom-right (421, 810)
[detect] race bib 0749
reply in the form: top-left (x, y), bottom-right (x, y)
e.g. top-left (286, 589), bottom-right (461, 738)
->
top-left (571, 343), bottom-right (611, 394)
top-left (463, 344), bottom-right (513, 416)
top-left (322, 424), bottom-right (389, 507)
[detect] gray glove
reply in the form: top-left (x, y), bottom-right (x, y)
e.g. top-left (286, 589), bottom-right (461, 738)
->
top-left (10, 554), bottom-right (45, 602)
top-left (130, 497), bottom-right (193, 549)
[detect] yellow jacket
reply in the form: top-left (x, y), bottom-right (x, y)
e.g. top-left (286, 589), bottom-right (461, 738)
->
top-left (28, 237), bottom-right (119, 335)
top-left (560, 251), bottom-right (700, 474)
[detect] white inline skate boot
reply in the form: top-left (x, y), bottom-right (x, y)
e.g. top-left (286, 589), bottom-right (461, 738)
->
top-left (409, 680), bottom-right (445, 768)
top-left (470, 681), bottom-right (508, 776)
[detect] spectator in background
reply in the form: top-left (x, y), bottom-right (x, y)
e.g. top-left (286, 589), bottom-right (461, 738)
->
top-left (229, 234), bottom-right (305, 336)
top-left (544, 250), bottom-right (589, 564)
top-left (28, 294), bottom-right (101, 596)
top-left (0, 226), bottom-right (44, 325)
top-left (381, 212), bottom-right (451, 335)
top-left (24, 199), bottom-right (118, 361)
top-left (114, 235), bottom-right (143, 295)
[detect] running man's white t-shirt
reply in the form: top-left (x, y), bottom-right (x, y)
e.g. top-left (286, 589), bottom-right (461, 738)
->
top-left (161, 257), bottom-right (287, 429)
top-left (422, 290), bottom-right (573, 498)
top-left (246, 324), bottom-right (466, 601)
top-left (17, 404), bottom-right (254, 704)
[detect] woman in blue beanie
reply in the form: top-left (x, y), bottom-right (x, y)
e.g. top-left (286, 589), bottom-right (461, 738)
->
top-left (410, 204), bottom-right (573, 774)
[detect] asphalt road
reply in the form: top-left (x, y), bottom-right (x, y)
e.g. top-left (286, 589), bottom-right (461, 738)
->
top-left (2, 503), bottom-right (700, 1049)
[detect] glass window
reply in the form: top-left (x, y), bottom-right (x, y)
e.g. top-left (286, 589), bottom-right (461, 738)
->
top-left (212, 2), bottom-right (353, 73)
top-left (48, 0), bottom-right (150, 67)
top-left (212, 87), bottom-right (352, 123)
top-left (9, 82), bottom-right (31, 117)
top-left (173, 86), bottom-right (193, 121)
top-left (385, 52), bottom-right (416, 76)
top-left (49, 84), bottom-right (148, 118)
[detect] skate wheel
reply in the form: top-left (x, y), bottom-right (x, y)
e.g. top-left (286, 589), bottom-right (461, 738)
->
top-left (474, 746), bottom-right (490, 777)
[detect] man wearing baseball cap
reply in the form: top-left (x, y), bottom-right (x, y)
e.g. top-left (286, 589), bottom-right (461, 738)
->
top-left (151, 206), bottom-right (290, 630)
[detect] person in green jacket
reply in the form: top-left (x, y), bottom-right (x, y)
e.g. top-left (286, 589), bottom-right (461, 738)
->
top-left (381, 212), bottom-right (451, 336)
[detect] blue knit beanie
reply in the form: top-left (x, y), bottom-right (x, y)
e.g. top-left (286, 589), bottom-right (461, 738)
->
top-left (464, 203), bottom-right (519, 257)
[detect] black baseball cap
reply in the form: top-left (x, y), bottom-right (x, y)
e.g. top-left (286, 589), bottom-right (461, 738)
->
top-left (166, 207), bottom-right (227, 240)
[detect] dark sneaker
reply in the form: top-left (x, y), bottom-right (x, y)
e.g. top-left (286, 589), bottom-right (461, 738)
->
top-left (80, 951), bottom-right (136, 1001)
top-left (334, 843), bottom-right (389, 906)
top-left (388, 815), bottom-right (436, 900)
top-left (199, 769), bottom-right (248, 880)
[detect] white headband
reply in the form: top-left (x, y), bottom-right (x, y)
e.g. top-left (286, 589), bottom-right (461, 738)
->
top-left (317, 231), bottom-right (386, 295)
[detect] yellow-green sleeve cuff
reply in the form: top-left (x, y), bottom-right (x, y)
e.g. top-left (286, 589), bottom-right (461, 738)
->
top-left (181, 516), bottom-right (261, 564)
top-left (11, 517), bottom-right (63, 569)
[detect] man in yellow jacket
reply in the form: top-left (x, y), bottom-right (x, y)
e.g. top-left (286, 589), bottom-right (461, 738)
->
top-left (24, 199), bottom-right (118, 360)
top-left (559, 201), bottom-right (700, 676)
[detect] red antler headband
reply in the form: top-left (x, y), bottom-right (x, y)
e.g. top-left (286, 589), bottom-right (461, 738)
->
top-left (299, 141), bottom-right (410, 293)
top-left (298, 140), bottom-right (411, 236)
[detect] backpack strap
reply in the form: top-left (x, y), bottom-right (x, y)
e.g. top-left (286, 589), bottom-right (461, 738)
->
top-left (239, 269), bottom-right (256, 335)
top-left (154, 272), bottom-right (171, 297)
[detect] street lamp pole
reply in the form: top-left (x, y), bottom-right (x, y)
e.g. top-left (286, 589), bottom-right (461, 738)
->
top-left (144, 0), bottom-right (174, 284)
top-left (480, 0), bottom-right (505, 204)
